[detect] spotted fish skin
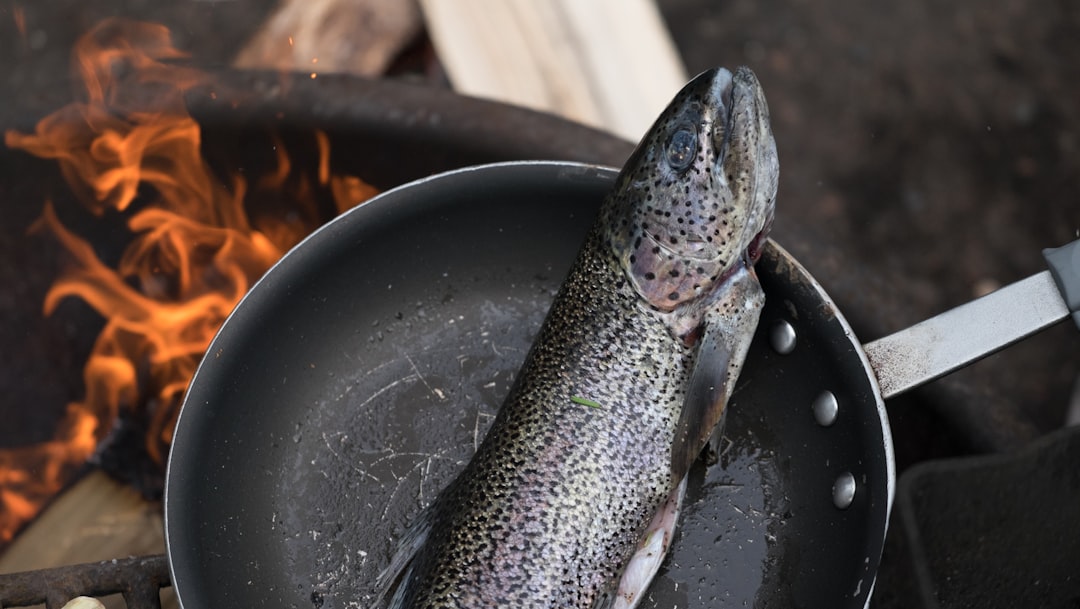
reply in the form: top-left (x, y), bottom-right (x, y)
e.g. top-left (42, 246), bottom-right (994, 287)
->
top-left (377, 66), bottom-right (778, 609)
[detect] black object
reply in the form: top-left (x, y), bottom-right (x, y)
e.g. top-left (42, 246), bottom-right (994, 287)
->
top-left (0, 555), bottom-right (170, 609)
top-left (1045, 240), bottom-right (1080, 329)
top-left (879, 424), bottom-right (1080, 609)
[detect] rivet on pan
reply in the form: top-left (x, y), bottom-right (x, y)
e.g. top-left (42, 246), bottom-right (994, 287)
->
top-left (833, 472), bottom-right (856, 509)
top-left (769, 320), bottom-right (797, 355)
top-left (813, 391), bottom-right (839, 426)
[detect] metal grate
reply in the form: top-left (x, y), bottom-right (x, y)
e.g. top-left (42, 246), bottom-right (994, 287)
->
top-left (0, 555), bottom-right (169, 609)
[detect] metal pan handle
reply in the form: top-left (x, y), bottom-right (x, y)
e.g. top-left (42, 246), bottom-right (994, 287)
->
top-left (863, 239), bottom-right (1079, 399)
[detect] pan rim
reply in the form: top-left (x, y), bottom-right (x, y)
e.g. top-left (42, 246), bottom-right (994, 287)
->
top-left (762, 239), bottom-right (896, 607)
top-left (765, 240), bottom-right (896, 513)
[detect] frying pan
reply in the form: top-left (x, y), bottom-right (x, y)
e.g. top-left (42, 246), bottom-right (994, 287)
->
top-left (164, 161), bottom-right (1077, 609)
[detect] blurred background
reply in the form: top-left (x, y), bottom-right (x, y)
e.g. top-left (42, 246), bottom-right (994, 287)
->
top-left (0, 0), bottom-right (1076, 607)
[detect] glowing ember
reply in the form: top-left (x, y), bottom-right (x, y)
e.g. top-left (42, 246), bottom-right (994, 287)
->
top-left (0, 18), bottom-right (377, 544)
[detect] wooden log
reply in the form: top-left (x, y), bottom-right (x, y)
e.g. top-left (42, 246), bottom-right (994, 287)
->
top-left (0, 470), bottom-right (174, 609)
top-left (233, 0), bottom-right (423, 77)
top-left (418, 0), bottom-right (687, 141)
top-left (0, 471), bottom-right (163, 573)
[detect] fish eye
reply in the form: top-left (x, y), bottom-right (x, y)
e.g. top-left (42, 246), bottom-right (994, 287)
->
top-left (665, 127), bottom-right (697, 172)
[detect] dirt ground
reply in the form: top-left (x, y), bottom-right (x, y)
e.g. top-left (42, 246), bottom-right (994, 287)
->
top-left (3, 0), bottom-right (1076, 451)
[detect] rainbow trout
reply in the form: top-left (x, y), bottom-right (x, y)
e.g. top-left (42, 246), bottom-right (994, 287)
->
top-left (376, 66), bottom-right (778, 609)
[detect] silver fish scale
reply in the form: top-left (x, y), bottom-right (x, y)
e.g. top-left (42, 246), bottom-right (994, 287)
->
top-left (400, 229), bottom-right (691, 608)
top-left (382, 66), bottom-right (777, 609)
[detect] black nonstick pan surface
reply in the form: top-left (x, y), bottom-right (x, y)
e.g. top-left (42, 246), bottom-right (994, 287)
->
top-left (165, 162), bottom-right (893, 609)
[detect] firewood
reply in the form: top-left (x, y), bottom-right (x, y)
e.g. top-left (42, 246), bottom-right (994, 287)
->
top-left (62, 597), bottom-right (106, 609)
top-left (0, 471), bottom-right (175, 608)
top-left (0, 470), bottom-right (164, 573)
top-left (234, 0), bottom-right (423, 76)
top-left (418, 0), bottom-right (688, 141)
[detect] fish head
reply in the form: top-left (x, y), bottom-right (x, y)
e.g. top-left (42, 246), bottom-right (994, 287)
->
top-left (606, 66), bottom-right (778, 313)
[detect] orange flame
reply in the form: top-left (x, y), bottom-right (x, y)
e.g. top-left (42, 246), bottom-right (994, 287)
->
top-left (0, 18), bottom-right (377, 545)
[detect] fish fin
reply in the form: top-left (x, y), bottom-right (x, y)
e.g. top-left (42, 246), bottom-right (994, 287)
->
top-left (383, 563), bottom-right (416, 609)
top-left (670, 269), bottom-right (764, 482)
top-left (703, 404), bottom-right (730, 466)
top-left (371, 504), bottom-right (435, 609)
top-left (609, 477), bottom-right (688, 609)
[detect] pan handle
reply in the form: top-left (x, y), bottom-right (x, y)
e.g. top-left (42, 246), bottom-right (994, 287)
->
top-left (863, 239), bottom-right (1079, 399)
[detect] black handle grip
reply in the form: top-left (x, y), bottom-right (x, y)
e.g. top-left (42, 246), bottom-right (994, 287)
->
top-left (1044, 239), bottom-right (1080, 330)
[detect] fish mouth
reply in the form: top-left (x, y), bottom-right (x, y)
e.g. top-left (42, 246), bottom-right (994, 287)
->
top-left (718, 66), bottom-right (775, 271)
top-left (710, 66), bottom-right (767, 173)
top-left (708, 67), bottom-right (736, 164)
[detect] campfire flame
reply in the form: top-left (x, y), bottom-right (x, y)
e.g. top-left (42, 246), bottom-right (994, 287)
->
top-left (0, 18), bottom-right (377, 545)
